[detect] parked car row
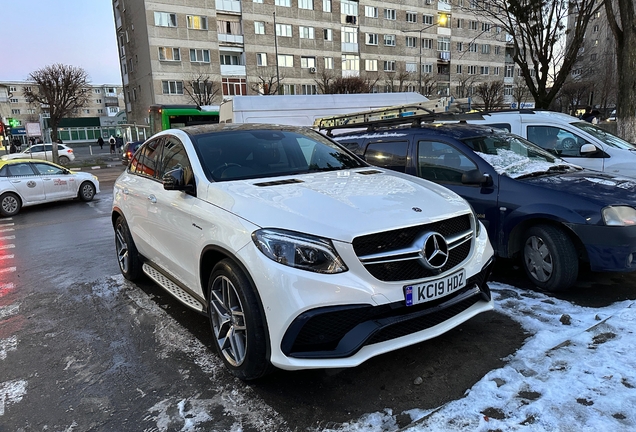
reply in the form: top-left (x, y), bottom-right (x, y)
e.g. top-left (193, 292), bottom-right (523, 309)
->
top-left (1, 143), bottom-right (76, 166)
top-left (109, 109), bottom-right (636, 380)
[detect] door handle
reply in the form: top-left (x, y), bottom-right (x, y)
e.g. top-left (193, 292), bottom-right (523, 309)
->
top-left (148, 195), bottom-right (157, 204)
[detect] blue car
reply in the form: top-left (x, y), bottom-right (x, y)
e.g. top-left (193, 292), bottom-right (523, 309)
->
top-left (331, 121), bottom-right (636, 291)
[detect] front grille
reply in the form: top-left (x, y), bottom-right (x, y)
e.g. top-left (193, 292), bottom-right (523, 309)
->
top-left (353, 214), bottom-right (473, 282)
top-left (281, 262), bottom-right (494, 358)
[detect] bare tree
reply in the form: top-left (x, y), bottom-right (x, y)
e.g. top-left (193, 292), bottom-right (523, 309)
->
top-left (383, 66), bottom-right (415, 93)
top-left (605, 0), bottom-right (636, 141)
top-left (466, 0), bottom-right (603, 109)
top-left (512, 76), bottom-right (533, 109)
top-left (250, 67), bottom-right (284, 95)
top-left (421, 73), bottom-right (438, 98)
top-left (315, 70), bottom-right (337, 95)
top-left (184, 74), bottom-right (219, 106)
top-left (23, 64), bottom-right (90, 163)
top-left (555, 79), bottom-right (593, 115)
top-left (474, 81), bottom-right (505, 111)
top-left (318, 75), bottom-right (378, 94)
top-left (453, 72), bottom-right (479, 99)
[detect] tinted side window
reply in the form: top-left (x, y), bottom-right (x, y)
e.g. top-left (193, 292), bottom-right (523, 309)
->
top-left (33, 163), bottom-right (65, 175)
top-left (29, 145), bottom-right (43, 153)
top-left (7, 163), bottom-right (36, 177)
top-left (417, 141), bottom-right (477, 183)
top-left (159, 136), bottom-right (193, 183)
top-left (527, 126), bottom-right (585, 157)
top-left (130, 139), bottom-right (163, 178)
top-left (363, 141), bottom-right (408, 172)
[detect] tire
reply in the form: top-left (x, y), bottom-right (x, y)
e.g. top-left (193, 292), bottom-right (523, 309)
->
top-left (79, 181), bottom-right (96, 201)
top-left (0, 192), bottom-right (21, 217)
top-left (58, 156), bottom-right (70, 166)
top-left (522, 225), bottom-right (578, 292)
top-left (207, 259), bottom-right (271, 380)
top-left (114, 216), bottom-right (142, 281)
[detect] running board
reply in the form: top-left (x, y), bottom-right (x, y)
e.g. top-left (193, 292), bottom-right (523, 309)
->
top-left (142, 263), bottom-right (205, 313)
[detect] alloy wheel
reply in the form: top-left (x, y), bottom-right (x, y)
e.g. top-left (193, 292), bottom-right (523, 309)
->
top-left (524, 235), bottom-right (553, 283)
top-left (209, 275), bottom-right (247, 367)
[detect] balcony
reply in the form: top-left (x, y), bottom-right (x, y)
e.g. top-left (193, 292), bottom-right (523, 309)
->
top-left (218, 33), bottom-right (244, 45)
top-left (216, 0), bottom-right (241, 13)
top-left (105, 97), bottom-right (119, 107)
top-left (505, 55), bottom-right (514, 63)
top-left (341, 42), bottom-right (358, 53)
top-left (438, 51), bottom-right (451, 62)
top-left (220, 65), bottom-right (246, 76)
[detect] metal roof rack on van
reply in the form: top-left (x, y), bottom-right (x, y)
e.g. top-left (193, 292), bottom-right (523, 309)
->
top-left (314, 98), bottom-right (482, 135)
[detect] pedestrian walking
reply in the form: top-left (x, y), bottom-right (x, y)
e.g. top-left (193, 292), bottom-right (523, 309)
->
top-left (109, 136), bottom-right (116, 154)
top-left (97, 136), bottom-right (104, 150)
top-left (115, 135), bottom-right (124, 154)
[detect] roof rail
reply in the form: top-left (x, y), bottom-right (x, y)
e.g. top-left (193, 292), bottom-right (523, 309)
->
top-left (314, 97), bottom-right (479, 134)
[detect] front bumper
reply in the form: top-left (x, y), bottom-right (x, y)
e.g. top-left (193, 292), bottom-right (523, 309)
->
top-left (236, 224), bottom-right (495, 370)
top-left (567, 224), bottom-right (636, 272)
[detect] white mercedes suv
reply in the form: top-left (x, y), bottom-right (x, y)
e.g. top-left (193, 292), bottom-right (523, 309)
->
top-left (112, 123), bottom-right (495, 380)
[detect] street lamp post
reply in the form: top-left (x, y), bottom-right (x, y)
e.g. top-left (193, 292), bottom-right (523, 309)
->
top-left (403, 15), bottom-right (447, 95)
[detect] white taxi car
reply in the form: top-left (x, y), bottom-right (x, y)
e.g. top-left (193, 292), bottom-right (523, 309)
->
top-left (112, 124), bottom-right (495, 380)
top-left (0, 159), bottom-right (99, 216)
top-left (1, 143), bottom-right (76, 166)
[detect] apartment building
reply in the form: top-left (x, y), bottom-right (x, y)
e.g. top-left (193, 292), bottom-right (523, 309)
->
top-left (112, 0), bottom-right (511, 125)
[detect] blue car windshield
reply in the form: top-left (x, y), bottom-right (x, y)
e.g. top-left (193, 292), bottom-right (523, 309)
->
top-left (572, 121), bottom-right (636, 150)
top-left (461, 133), bottom-right (575, 178)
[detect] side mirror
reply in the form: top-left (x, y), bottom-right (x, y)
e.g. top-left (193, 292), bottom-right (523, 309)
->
top-left (163, 168), bottom-right (194, 193)
top-left (580, 143), bottom-right (598, 154)
top-left (462, 169), bottom-right (493, 187)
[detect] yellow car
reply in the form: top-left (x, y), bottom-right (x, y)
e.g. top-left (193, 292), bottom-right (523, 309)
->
top-left (0, 159), bottom-right (100, 217)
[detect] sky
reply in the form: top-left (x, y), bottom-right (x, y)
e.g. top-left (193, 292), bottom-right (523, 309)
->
top-left (1, 0), bottom-right (121, 84)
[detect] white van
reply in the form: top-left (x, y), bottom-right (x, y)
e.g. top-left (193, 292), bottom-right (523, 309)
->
top-left (464, 110), bottom-right (636, 178)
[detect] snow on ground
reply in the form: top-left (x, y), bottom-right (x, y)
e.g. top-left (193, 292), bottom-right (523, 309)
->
top-left (325, 282), bottom-right (636, 432)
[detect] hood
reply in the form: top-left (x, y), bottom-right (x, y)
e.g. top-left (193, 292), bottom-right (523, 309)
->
top-left (203, 169), bottom-right (471, 243)
top-left (521, 170), bottom-right (636, 206)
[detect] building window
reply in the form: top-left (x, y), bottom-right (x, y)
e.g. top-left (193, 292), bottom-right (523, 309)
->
top-left (505, 65), bottom-right (515, 77)
top-left (10, 86), bottom-right (17, 92)
top-left (384, 9), bottom-right (396, 20)
top-left (9, 98), bottom-right (18, 103)
top-left (84, 109), bottom-right (91, 114)
top-left (255, 22), bottom-right (265, 34)
top-left (480, 66), bottom-right (489, 74)
top-left (324, 28), bottom-right (333, 41)
top-left (162, 81), bottom-right (184, 94)
top-left (281, 84), bottom-right (297, 95)
top-left (470, 20), bottom-right (478, 30)
top-left (406, 63), bottom-right (417, 72)
top-left (96, 98), bottom-right (102, 103)
top-left (301, 56), bottom-right (316, 68)
top-left (276, 24), bottom-right (292, 37)
top-left (257, 53), bottom-right (267, 66)
top-left (342, 26), bottom-right (358, 43)
top-left (591, 53), bottom-right (597, 61)
top-left (469, 43), bottom-right (478, 52)
top-left (467, 65), bottom-right (477, 75)
top-left (341, 0), bottom-right (358, 15)
top-left (108, 107), bottom-right (119, 114)
top-left (97, 109), bottom-right (104, 114)
top-left (594, 39), bottom-right (599, 46)
top-left (481, 44), bottom-right (490, 54)
top-left (154, 12), bottom-right (177, 27)
top-left (254, 0), bottom-right (263, 3)
top-left (299, 0), bottom-right (313, 9)
top-left (406, 11), bottom-right (417, 23)
top-left (342, 54), bottom-right (359, 71)
top-left (301, 84), bottom-right (317, 95)
top-left (481, 22), bottom-right (491, 32)
top-left (365, 6), bottom-right (378, 18)
top-left (367, 33), bottom-right (378, 45)
top-left (457, 18), bottom-right (463, 28)
top-left (456, 64), bottom-right (462, 74)
top-left (323, 0), bottom-right (331, 12)
top-left (365, 59), bottom-right (378, 71)
top-left (11, 109), bottom-right (20, 115)
top-left (456, 42), bottom-right (463, 51)
top-left (493, 67), bottom-right (500, 75)
top-left (299, 26), bottom-right (315, 39)
top-left (504, 85), bottom-right (513, 96)
top-left (220, 54), bottom-right (241, 65)
top-left (222, 78), bottom-right (247, 96)
top-left (423, 14), bottom-right (434, 25)
top-left (494, 46), bottom-right (501, 55)
top-left (93, 88), bottom-right (101, 93)
top-left (424, 64), bottom-right (433, 73)
top-left (128, 58), bottom-right (134, 72)
top-left (383, 60), bottom-right (396, 72)
top-left (423, 38), bottom-right (433, 49)
top-left (384, 34), bottom-right (396, 46)
top-left (275, 0), bottom-right (291, 6)
top-left (187, 15), bottom-right (207, 30)
top-left (406, 36), bottom-right (416, 48)
top-left (325, 57), bottom-right (334, 69)
top-left (593, 25), bottom-right (599, 32)
top-left (190, 49), bottom-right (210, 63)
top-left (158, 47), bottom-right (180, 61)
top-left (278, 54), bottom-right (294, 67)
top-left (437, 37), bottom-right (450, 51)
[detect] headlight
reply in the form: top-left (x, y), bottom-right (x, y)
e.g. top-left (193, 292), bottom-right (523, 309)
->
top-left (602, 206), bottom-right (636, 226)
top-left (252, 229), bottom-right (348, 274)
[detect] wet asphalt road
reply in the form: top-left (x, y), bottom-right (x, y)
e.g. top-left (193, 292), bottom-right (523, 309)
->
top-left (1, 167), bottom-right (635, 431)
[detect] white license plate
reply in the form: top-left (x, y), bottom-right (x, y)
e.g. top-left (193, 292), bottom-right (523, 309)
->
top-left (404, 269), bottom-right (466, 306)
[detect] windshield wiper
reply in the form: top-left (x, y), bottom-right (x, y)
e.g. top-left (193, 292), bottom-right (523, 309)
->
top-left (515, 164), bottom-right (573, 179)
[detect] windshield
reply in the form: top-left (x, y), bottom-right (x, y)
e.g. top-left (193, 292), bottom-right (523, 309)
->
top-left (572, 121), bottom-right (636, 150)
top-left (461, 132), bottom-right (575, 178)
top-left (192, 128), bottom-right (366, 181)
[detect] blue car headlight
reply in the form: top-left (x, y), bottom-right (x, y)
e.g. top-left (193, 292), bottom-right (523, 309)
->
top-left (602, 206), bottom-right (636, 226)
top-left (252, 229), bottom-right (348, 274)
